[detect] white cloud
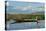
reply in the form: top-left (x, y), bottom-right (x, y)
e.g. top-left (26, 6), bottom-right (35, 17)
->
top-left (16, 6), bottom-right (44, 12)
top-left (22, 7), bottom-right (27, 11)
top-left (16, 6), bottom-right (32, 11)
top-left (32, 7), bottom-right (44, 12)
top-left (22, 6), bottom-right (32, 11)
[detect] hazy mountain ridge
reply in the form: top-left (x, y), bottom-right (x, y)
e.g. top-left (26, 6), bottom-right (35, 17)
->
top-left (31, 11), bottom-right (44, 15)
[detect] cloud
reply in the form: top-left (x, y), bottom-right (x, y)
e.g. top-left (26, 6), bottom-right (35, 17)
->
top-left (16, 6), bottom-right (32, 11)
top-left (22, 7), bottom-right (27, 11)
top-left (22, 6), bottom-right (32, 11)
top-left (32, 7), bottom-right (44, 12)
top-left (10, 6), bottom-right (44, 12)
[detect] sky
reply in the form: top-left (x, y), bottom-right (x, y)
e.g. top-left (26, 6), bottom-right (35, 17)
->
top-left (6, 1), bottom-right (44, 14)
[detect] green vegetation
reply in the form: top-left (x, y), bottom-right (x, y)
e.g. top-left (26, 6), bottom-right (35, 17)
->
top-left (6, 14), bottom-right (45, 21)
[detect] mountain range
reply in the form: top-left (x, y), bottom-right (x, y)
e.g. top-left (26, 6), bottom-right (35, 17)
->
top-left (31, 11), bottom-right (44, 15)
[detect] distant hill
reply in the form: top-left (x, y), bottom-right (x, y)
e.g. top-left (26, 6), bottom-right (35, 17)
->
top-left (31, 11), bottom-right (44, 15)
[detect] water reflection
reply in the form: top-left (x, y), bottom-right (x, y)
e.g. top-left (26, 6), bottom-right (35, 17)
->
top-left (6, 20), bottom-right (45, 30)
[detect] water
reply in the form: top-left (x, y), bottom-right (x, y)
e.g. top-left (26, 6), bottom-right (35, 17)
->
top-left (6, 20), bottom-right (45, 30)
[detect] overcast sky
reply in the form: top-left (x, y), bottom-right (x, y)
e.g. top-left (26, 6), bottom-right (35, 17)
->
top-left (6, 1), bottom-right (44, 14)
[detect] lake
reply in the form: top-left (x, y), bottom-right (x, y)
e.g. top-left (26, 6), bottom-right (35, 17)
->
top-left (6, 20), bottom-right (45, 30)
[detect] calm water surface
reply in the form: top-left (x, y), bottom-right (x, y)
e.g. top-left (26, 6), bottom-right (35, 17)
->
top-left (6, 20), bottom-right (45, 30)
